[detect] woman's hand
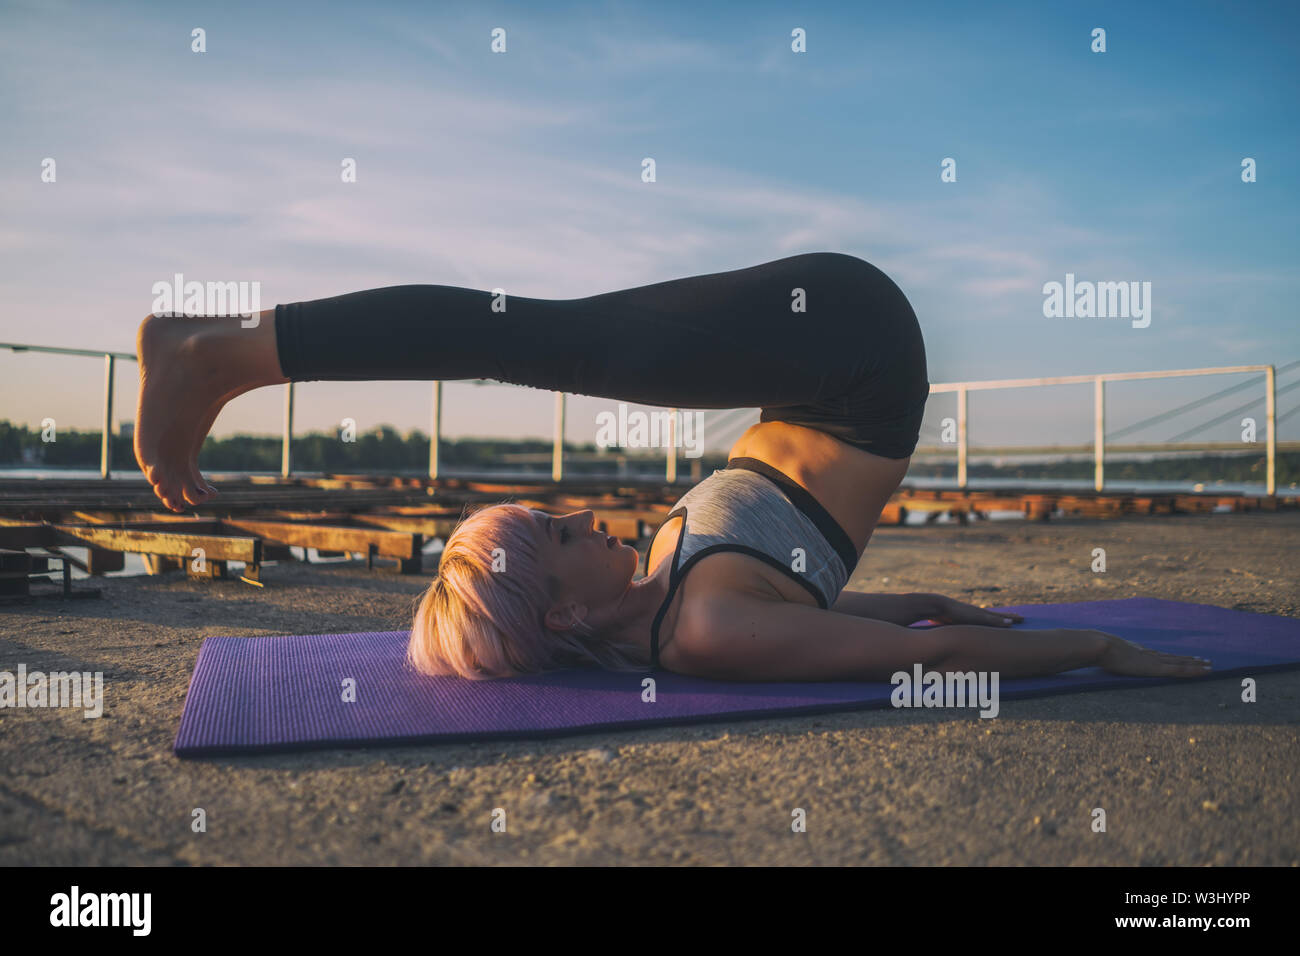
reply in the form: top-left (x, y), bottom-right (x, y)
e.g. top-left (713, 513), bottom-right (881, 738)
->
top-left (1096, 631), bottom-right (1212, 677)
top-left (925, 595), bottom-right (1024, 628)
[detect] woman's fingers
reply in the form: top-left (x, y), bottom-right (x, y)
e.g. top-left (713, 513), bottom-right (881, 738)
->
top-left (1109, 643), bottom-right (1212, 676)
top-left (931, 598), bottom-right (1025, 628)
top-left (979, 606), bottom-right (1023, 626)
top-left (1155, 651), bottom-right (1212, 666)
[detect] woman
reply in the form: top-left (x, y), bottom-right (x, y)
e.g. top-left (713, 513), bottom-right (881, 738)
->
top-left (133, 252), bottom-right (1212, 682)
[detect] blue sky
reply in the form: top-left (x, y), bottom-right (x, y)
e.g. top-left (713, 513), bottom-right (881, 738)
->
top-left (1, 0), bottom-right (1297, 452)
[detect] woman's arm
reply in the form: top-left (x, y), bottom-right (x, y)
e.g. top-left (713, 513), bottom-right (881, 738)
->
top-left (678, 592), bottom-right (1210, 682)
top-left (832, 590), bottom-right (1024, 628)
top-left (830, 590), bottom-right (937, 625)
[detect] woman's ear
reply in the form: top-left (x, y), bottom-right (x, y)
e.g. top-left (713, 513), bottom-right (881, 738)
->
top-left (544, 602), bottom-right (588, 633)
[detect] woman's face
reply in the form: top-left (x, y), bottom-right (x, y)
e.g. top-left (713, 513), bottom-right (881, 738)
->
top-left (529, 509), bottom-right (638, 628)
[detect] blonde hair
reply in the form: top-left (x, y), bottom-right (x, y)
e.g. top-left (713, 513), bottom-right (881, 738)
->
top-left (407, 503), bottom-right (650, 679)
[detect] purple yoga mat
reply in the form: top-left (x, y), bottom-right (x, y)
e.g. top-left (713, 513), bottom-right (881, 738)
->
top-left (173, 598), bottom-right (1300, 756)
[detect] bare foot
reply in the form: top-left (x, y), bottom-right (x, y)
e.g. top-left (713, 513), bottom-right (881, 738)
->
top-left (134, 311), bottom-right (286, 512)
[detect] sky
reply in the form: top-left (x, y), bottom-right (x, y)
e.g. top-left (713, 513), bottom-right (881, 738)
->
top-left (1, 0), bottom-right (1297, 454)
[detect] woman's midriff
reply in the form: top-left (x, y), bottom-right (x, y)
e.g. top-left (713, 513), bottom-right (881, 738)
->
top-left (726, 421), bottom-right (910, 555)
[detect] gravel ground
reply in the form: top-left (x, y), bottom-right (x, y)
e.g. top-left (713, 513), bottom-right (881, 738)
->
top-left (1, 511), bottom-right (1297, 866)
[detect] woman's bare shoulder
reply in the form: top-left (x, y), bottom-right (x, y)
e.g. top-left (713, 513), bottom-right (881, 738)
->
top-left (658, 554), bottom-right (813, 672)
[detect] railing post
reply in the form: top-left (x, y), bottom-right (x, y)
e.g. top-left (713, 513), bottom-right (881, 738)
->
top-left (1094, 377), bottom-right (1105, 492)
top-left (100, 353), bottom-right (114, 479)
top-left (552, 391), bottom-right (565, 482)
top-left (1266, 365), bottom-right (1276, 496)
top-left (666, 408), bottom-right (678, 483)
top-left (429, 381), bottom-right (442, 480)
top-left (956, 387), bottom-right (968, 489)
top-left (281, 382), bottom-right (294, 478)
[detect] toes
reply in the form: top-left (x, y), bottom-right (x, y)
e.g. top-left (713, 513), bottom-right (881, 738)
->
top-left (148, 466), bottom-right (206, 511)
top-left (150, 475), bottom-right (192, 513)
top-left (180, 468), bottom-right (208, 502)
top-left (189, 460), bottom-right (217, 499)
top-left (189, 396), bottom-right (226, 500)
top-left (181, 483), bottom-right (209, 507)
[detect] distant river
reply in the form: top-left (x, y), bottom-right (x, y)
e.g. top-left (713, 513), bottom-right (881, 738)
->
top-left (2, 466), bottom-right (1293, 498)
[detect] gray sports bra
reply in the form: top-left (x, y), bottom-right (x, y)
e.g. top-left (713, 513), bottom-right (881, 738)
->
top-left (645, 457), bottom-right (860, 668)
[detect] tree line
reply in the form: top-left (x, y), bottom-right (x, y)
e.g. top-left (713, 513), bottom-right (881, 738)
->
top-left (0, 420), bottom-right (708, 474)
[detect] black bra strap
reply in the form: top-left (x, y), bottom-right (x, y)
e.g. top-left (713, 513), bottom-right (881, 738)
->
top-left (724, 457), bottom-right (859, 574)
top-left (648, 507), bottom-right (688, 670)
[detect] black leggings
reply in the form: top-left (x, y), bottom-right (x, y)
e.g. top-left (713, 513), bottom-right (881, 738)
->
top-left (274, 251), bottom-right (930, 459)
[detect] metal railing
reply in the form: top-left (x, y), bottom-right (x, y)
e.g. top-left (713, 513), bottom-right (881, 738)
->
top-left (929, 365), bottom-right (1279, 495)
top-left (1, 343), bottom-right (1284, 495)
top-left (1, 343), bottom-right (133, 479)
